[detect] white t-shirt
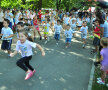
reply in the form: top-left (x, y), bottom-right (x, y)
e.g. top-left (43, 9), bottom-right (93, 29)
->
top-left (43, 23), bottom-right (50, 32)
top-left (54, 25), bottom-right (62, 34)
top-left (0, 11), bottom-right (4, 22)
top-left (1, 27), bottom-right (13, 40)
top-left (80, 26), bottom-right (88, 34)
top-left (64, 29), bottom-right (75, 38)
top-left (16, 40), bottom-right (36, 57)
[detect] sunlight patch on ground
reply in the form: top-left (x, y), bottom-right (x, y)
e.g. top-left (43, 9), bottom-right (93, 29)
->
top-left (0, 86), bottom-right (7, 90)
top-left (69, 52), bottom-right (83, 57)
top-left (59, 77), bottom-right (66, 83)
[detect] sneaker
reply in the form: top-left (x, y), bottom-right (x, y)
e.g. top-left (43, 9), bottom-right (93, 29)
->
top-left (82, 44), bottom-right (85, 48)
top-left (40, 36), bottom-right (42, 40)
top-left (66, 46), bottom-right (68, 48)
top-left (97, 80), bottom-right (105, 85)
top-left (25, 70), bottom-right (33, 80)
top-left (97, 77), bottom-right (101, 81)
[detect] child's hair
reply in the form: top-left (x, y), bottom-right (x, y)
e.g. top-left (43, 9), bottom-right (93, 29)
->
top-left (83, 21), bottom-right (87, 24)
top-left (67, 24), bottom-right (70, 26)
top-left (19, 30), bottom-right (34, 42)
top-left (4, 19), bottom-right (10, 24)
top-left (100, 37), bottom-right (108, 47)
top-left (17, 22), bottom-right (24, 27)
top-left (57, 20), bottom-right (61, 23)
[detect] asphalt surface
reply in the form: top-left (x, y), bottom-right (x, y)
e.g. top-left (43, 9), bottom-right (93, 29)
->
top-left (0, 31), bottom-right (93, 90)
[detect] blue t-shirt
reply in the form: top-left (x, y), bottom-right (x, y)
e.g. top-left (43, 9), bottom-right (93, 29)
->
top-left (80, 26), bottom-right (88, 34)
top-left (54, 25), bottom-right (62, 34)
top-left (1, 27), bottom-right (13, 40)
top-left (64, 17), bottom-right (70, 24)
top-left (64, 29), bottom-right (75, 38)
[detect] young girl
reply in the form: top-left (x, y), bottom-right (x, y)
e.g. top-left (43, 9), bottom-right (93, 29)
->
top-left (33, 15), bottom-right (42, 40)
top-left (80, 21), bottom-right (88, 48)
top-left (10, 30), bottom-right (45, 80)
top-left (43, 19), bottom-right (50, 44)
top-left (97, 37), bottom-right (108, 85)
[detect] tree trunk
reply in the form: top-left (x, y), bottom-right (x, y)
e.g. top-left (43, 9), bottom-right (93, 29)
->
top-left (56, 0), bottom-right (61, 11)
top-left (38, 0), bottom-right (42, 10)
top-left (22, 0), bottom-right (26, 4)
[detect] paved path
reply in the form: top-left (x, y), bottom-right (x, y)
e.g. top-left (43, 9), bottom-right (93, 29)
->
top-left (0, 31), bottom-right (93, 90)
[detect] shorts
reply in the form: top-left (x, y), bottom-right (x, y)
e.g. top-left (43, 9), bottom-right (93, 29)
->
top-left (93, 37), bottom-right (100, 46)
top-left (77, 26), bottom-right (81, 28)
top-left (81, 33), bottom-right (87, 39)
top-left (54, 34), bottom-right (60, 40)
top-left (66, 38), bottom-right (72, 43)
top-left (44, 32), bottom-right (49, 35)
top-left (1, 39), bottom-right (12, 50)
top-left (34, 25), bottom-right (39, 31)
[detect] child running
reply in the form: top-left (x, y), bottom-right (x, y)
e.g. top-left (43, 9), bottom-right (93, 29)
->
top-left (80, 21), bottom-right (88, 48)
top-left (43, 19), bottom-right (50, 44)
top-left (0, 19), bottom-right (14, 57)
top-left (33, 15), bottom-right (42, 40)
top-left (10, 30), bottom-right (45, 80)
top-left (64, 24), bottom-right (75, 48)
top-left (97, 37), bottom-right (108, 85)
top-left (54, 20), bottom-right (62, 45)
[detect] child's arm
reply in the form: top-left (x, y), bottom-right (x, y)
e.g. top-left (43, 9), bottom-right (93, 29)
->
top-left (10, 50), bottom-right (18, 57)
top-left (5, 34), bottom-right (14, 39)
top-left (36, 44), bottom-right (45, 56)
top-left (0, 34), bottom-right (3, 37)
top-left (99, 55), bottom-right (103, 62)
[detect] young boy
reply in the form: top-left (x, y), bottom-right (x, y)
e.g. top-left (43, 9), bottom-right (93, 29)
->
top-left (80, 21), bottom-right (88, 48)
top-left (54, 20), bottom-right (62, 45)
top-left (64, 24), bottom-right (75, 48)
top-left (93, 20), bottom-right (101, 53)
top-left (0, 19), bottom-right (14, 56)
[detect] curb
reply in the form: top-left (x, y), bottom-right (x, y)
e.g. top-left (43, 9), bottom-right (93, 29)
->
top-left (88, 55), bottom-right (96, 90)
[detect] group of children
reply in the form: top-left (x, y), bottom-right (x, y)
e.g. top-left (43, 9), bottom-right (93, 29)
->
top-left (0, 9), bottom-right (108, 84)
top-left (0, 9), bottom-right (91, 80)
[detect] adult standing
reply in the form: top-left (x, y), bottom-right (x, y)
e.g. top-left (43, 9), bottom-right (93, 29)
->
top-left (0, 7), bottom-right (4, 35)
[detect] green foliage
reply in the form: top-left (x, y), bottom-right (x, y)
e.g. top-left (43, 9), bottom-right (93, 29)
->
top-left (0, 0), bottom-right (98, 11)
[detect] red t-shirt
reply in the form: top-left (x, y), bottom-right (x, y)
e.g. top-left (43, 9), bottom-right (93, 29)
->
top-left (38, 12), bottom-right (42, 19)
top-left (33, 19), bottom-right (38, 25)
top-left (94, 26), bottom-right (100, 36)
